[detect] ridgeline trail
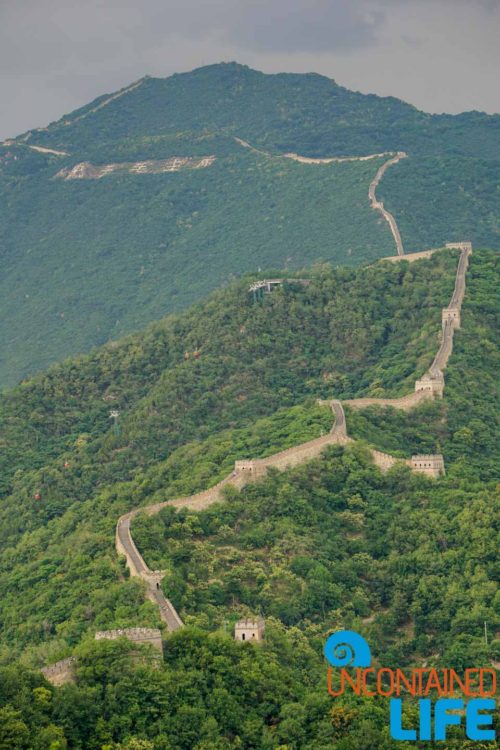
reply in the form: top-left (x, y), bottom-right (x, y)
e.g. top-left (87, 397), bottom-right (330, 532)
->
top-left (367, 152), bottom-right (407, 255)
top-left (116, 243), bottom-right (472, 631)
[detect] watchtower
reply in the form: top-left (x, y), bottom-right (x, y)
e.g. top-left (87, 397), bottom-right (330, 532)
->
top-left (95, 627), bottom-right (163, 654)
top-left (411, 455), bottom-right (445, 478)
top-left (414, 371), bottom-right (444, 398)
top-left (234, 618), bottom-right (265, 642)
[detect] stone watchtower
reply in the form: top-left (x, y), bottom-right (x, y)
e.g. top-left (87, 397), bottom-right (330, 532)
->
top-left (410, 455), bottom-right (445, 478)
top-left (41, 657), bottom-right (76, 686)
top-left (414, 371), bottom-right (444, 398)
top-left (234, 618), bottom-right (265, 642)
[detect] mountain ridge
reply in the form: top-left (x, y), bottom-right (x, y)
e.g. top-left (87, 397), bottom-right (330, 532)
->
top-left (0, 245), bottom-right (497, 748)
top-left (1, 62), bottom-right (498, 388)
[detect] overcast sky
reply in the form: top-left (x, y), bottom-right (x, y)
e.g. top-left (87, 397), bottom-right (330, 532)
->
top-left (1, 0), bottom-right (499, 140)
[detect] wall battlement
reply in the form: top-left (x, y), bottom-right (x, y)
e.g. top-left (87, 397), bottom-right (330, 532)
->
top-left (235, 618), bottom-right (265, 642)
top-left (411, 455), bottom-right (445, 478)
top-left (95, 628), bottom-right (163, 653)
top-left (445, 242), bottom-right (472, 252)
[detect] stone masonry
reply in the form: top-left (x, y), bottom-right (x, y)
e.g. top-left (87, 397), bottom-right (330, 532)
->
top-left (95, 627), bottom-right (163, 654)
top-left (234, 618), bottom-right (265, 642)
top-left (410, 455), bottom-right (446, 478)
top-left (41, 657), bottom-right (76, 687)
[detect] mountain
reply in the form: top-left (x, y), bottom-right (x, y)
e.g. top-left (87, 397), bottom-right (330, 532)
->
top-left (0, 248), bottom-right (498, 748)
top-left (1, 62), bottom-right (499, 387)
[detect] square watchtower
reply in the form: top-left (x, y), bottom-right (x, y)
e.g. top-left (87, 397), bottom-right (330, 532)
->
top-left (411, 455), bottom-right (445, 478)
top-left (234, 618), bottom-right (265, 642)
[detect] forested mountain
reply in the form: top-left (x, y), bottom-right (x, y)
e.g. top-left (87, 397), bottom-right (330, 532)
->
top-left (0, 250), bottom-right (498, 749)
top-left (1, 62), bottom-right (499, 386)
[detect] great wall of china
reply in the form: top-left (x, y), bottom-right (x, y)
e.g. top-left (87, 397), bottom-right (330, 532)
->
top-left (38, 134), bottom-right (474, 678)
top-left (113, 240), bottom-right (472, 634)
top-left (234, 137), bottom-right (408, 255)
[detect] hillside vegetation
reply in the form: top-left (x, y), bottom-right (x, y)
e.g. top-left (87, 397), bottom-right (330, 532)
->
top-left (0, 143), bottom-right (393, 387)
top-left (1, 62), bottom-right (499, 386)
top-left (0, 251), bottom-right (498, 749)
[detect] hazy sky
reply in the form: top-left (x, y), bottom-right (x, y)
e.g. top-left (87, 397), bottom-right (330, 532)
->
top-left (1, 0), bottom-right (499, 140)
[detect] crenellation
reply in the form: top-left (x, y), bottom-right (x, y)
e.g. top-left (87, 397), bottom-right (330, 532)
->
top-left (234, 618), bottom-right (265, 642)
top-left (95, 627), bottom-right (163, 654)
top-left (414, 371), bottom-right (444, 397)
top-left (411, 455), bottom-right (445, 478)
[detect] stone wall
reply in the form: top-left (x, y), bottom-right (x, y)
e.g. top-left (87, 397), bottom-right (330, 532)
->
top-left (41, 657), bottom-right (76, 686)
top-left (95, 627), bottom-right (163, 653)
top-left (368, 152), bottom-right (407, 256)
top-left (344, 390), bottom-right (431, 412)
top-left (430, 319), bottom-right (455, 375)
top-left (381, 248), bottom-right (439, 263)
top-left (445, 242), bottom-right (472, 252)
top-left (369, 449), bottom-right (400, 472)
top-left (414, 372), bottom-right (444, 397)
top-left (115, 246), bottom-right (472, 630)
top-left (234, 618), bottom-right (265, 642)
top-left (234, 460), bottom-right (266, 476)
top-left (411, 455), bottom-right (445, 478)
top-left (442, 307), bottom-right (460, 329)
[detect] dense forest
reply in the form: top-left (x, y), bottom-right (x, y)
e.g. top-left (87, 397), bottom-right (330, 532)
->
top-left (0, 250), bottom-right (498, 748)
top-left (1, 62), bottom-right (499, 385)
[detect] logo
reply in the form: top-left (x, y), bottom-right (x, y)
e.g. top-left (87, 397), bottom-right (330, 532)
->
top-left (324, 630), bottom-right (497, 742)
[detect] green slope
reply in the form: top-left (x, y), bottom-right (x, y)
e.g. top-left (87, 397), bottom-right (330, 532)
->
top-left (0, 251), bottom-right (497, 651)
top-left (1, 62), bottom-right (499, 387)
top-left (0, 251), bottom-right (497, 749)
top-left (0, 143), bottom-right (393, 387)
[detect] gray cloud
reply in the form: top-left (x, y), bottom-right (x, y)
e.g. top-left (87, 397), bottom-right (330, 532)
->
top-left (0, 0), bottom-right (499, 139)
top-left (226, 1), bottom-right (383, 53)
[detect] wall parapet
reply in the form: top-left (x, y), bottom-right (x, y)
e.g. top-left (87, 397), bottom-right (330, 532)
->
top-left (95, 627), bottom-right (163, 653)
top-left (445, 242), bottom-right (472, 252)
top-left (411, 454), bottom-right (445, 478)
